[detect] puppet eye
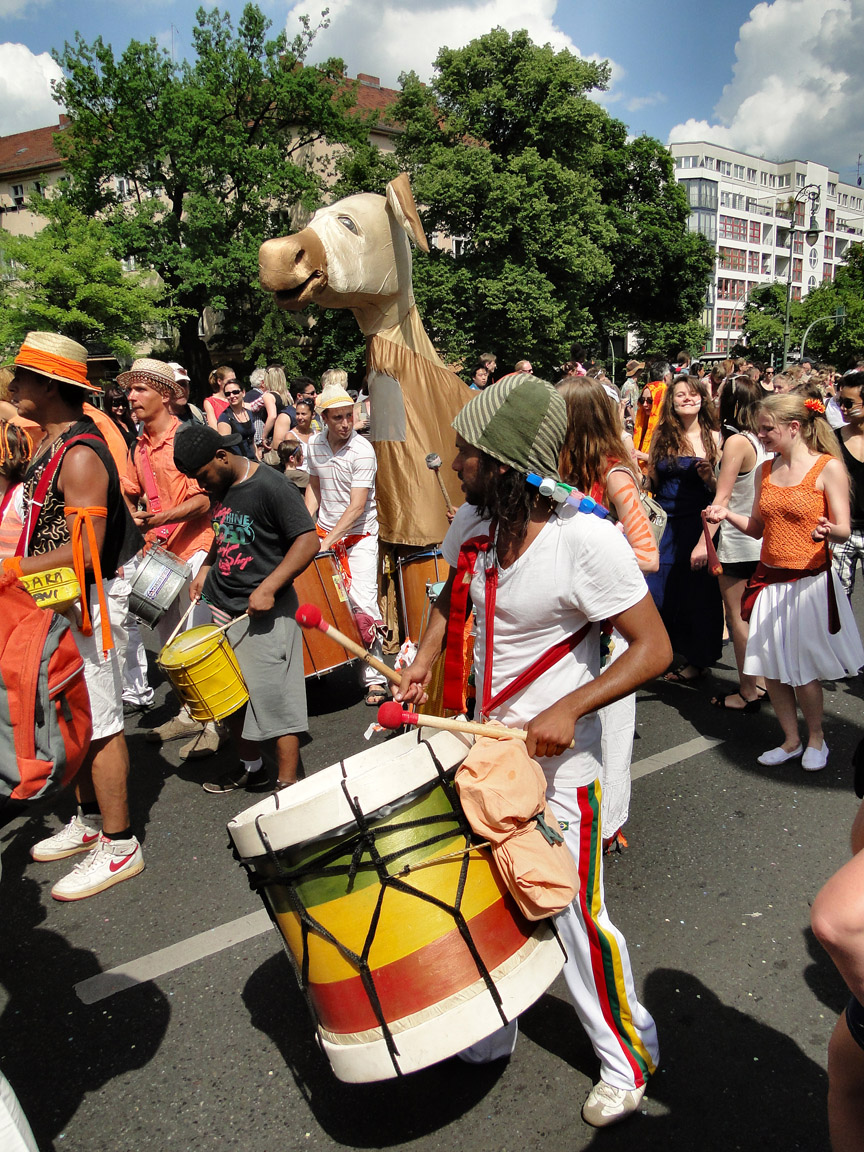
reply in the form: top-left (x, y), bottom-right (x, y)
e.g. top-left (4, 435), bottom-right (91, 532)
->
top-left (337, 215), bottom-right (358, 234)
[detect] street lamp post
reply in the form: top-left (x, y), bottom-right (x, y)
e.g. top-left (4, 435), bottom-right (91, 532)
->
top-left (782, 184), bottom-right (822, 369)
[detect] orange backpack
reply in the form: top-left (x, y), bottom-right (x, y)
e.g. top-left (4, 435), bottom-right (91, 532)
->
top-left (0, 572), bottom-right (92, 807)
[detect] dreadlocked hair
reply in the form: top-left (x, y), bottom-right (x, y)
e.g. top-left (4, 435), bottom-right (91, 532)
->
top-left (0, 420), bottom-right (33, 483)
top-left (472, 454), bottom-right (540, 544)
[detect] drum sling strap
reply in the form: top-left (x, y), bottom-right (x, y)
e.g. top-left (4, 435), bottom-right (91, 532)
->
top-left (236, 739), bottom-right (512, 1078)
top-left (137, 440), bottom-right (182, 550)
top-left (443, 528), bottom-right (591, 716)
top-left (15, 433), bottom-right (114, 655)
top-left (315, 523), bottom-right (369, 593)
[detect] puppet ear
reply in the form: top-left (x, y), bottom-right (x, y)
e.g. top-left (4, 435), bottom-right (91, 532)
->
top-left (386, 173), bottom-right (430, 253)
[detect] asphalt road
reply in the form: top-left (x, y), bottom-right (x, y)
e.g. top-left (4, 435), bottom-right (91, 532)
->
top-left (2, 590), bottom-right (863, 1152)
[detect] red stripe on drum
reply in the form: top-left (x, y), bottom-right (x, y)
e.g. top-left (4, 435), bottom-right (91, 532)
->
top-left (305, 893), bottom-right (534, 1034)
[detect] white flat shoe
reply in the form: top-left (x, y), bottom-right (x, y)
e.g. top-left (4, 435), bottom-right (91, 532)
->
top-left (802, 742), bottom-right (829, 771)
top-left (758, 744), bottom-right (803, 766)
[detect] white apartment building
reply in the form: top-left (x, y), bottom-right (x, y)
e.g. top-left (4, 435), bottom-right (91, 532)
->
top-left (670, 141), bottom-right (864, 356)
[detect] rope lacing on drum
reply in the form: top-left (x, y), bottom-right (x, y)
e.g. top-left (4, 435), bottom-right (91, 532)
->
top-left (238, 740), bottom-right (511, 1078)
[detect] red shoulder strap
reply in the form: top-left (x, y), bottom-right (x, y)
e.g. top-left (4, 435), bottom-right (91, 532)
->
top-left (137, 441), bottom-right (180, 546)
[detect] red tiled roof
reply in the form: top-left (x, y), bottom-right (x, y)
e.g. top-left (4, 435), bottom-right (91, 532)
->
top-left (0, 119), bottom-right (66, 179)
top-left (348, 77), bottom-right (402, 128)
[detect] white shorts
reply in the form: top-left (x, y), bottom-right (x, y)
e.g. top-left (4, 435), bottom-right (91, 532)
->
top-left (72, 577), bottom-right (130, 741)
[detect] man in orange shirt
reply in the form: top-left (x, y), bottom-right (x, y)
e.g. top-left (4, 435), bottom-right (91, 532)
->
top-left (118, 359), bottom-right (219, 759)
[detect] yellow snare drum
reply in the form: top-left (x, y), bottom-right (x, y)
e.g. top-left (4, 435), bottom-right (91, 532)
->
top-left (20, 567), bottom-right (81, 613)
top-left (157, 624), bottom-right (249, 722)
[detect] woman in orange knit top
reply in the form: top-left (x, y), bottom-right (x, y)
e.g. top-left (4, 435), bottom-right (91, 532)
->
top-left (706, 394), bottom-right (864, 771)
top-left (558, 377), bottom-right (659, 850)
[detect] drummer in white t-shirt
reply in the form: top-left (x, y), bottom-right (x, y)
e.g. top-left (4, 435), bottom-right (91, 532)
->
top-left (396, 373), bottom-right (672, 1129)
top-left (305, 378), bottom-right (387, 705)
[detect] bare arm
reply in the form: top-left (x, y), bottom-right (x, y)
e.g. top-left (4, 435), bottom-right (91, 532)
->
top-left (606, 469), bottom-right (659, 573)
top-left (203, 398), bottom-right (220, 430)
top-left (706, 463), bottom-right (765, 538)
top-left (813, 458), bottom-right (851, 543)
top-left (305, 473), bottom-right (320, 518)
top-left (260, 393), bottom-right (279, 445)
top-left (134, 492), bottom-right (210, 532)
top-left (247, 530), bottom-right (319, 618)
top-left (18, 446), bottom-right (109, 576)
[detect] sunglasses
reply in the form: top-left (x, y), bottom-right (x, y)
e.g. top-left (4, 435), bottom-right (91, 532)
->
top-left (839, 397), bottom-right (862, 410)
top-left (639, 396), bottom-right (653, 405)
top-left (224, 390), bottom-right (242, 398)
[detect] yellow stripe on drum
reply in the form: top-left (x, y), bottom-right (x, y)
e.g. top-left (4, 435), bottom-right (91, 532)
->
top-left (267, 849), bottom-right (508, 984)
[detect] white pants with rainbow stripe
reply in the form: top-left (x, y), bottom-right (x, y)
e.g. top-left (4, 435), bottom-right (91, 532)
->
top-left (462, 777), bottom-right (658, 1089)
top-left (548, 777), bottom-right (658, 1090)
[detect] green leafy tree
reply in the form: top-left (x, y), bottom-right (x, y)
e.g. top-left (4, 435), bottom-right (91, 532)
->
top-left (0, 192), bottom-right (168, 361)
top-left (53, 4), bottom-right (373, 391)
top-left (797, 247), bottom-right (864, 369)
top-left (741, 281), bottom-right (804, 365)
top-left (391, 29), bottom-right (713, 376)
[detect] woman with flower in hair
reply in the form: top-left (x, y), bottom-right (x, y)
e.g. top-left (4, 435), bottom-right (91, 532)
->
top-left (706, 394), bottom-right (864, 771)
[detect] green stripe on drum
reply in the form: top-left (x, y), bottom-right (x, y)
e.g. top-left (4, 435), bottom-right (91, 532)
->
top-left (262, 783), bottom-right (468, 911)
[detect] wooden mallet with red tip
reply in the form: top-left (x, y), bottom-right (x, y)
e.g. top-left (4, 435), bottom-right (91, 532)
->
top-left (295, 603), bottom-right (401, 685)
top-left (377, 700), bottom-right (574, 747)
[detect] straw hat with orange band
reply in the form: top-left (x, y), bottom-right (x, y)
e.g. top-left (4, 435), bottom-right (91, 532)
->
top-left (8, 331), bottom-right (103, 393)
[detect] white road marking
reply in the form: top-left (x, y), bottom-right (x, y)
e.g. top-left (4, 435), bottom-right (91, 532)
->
top-left (74, 908), bottom-right (274, 1004)
top-left (74, 736), bottom-right (725, 1004)
top-left (630, 735), bottom-right (724, 780)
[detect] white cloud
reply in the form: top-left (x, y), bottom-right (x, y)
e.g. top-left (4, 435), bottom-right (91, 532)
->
top-left (286, 0), bottom-right (624, 92)
top-left (0, 43), bottom-right (64, 136)
top-left (668, 0), bottom-right (863, 172)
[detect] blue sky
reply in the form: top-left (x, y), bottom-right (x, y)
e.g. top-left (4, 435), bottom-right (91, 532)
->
top-left (2, 0), bottom-right (861, 184)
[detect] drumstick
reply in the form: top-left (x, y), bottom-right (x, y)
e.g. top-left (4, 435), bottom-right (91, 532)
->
top-left (425, 452), bottom-right (455, 516)
top-left (295, 603), bottom-right (401, 685)
top-left (212, 611), bottom-right (249, 636)
top-left (164, 596), bottom-right (200, 647)
top-left (377, 701), bottom-right (575, 748)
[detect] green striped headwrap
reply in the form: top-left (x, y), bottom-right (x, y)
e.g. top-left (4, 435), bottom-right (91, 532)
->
top-left (453, 372), bottom-right (567, 480)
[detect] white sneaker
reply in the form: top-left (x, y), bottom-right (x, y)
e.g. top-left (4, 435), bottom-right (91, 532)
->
top-left (581, 1081), bottom-right (646, 1128)
top-left (757, 744), bottom-right (803, 766)
top-left (31, 813), bottom-right (103, 862)
top-left (51, 834), bottom-right (144, 902)
top-left (802, 742), bottom-right (829, 771)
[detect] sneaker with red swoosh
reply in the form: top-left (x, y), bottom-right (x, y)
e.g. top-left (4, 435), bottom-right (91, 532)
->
top-left (51, 834), bottom-right (144, 901)
top-left (31, 813), bottom-right (104, 861)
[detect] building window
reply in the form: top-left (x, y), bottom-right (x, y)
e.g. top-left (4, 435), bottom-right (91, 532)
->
top-left (749, 220), bottom-right (760, 243)
top-left (797, 173), bottom-right (806, 187)
top-left (748, 251), bottom-right (760, 274)
top-left (719, 215), bottom-right (747, 241)
top-left (718, 278), bottom-right (746, 301)
top-left (778, 174), bottom-right (791, 189)
top-left (808, 248), bottom-right (819, 269)
top-left (734, 164), bottom-right (745, 180)
top-left (761, 172), bottom-right (768, 186)
top-left (687, 210), bottom-right (716, 242)
top-left (824, 235), bottom-right (834, 259)
top-left (703, 156), bottom-right (715, 171)
top-left (791, 286), bottom-right (802, 301)
top-left (792, 258), bottom-right (802, 282)
top-left (718, 160), bottom-right (732, 176)
top-left (115, 177), bottom-right (132, 201)
top-left (681, 179), bottom-right (718, 210)
top-left (677, 155), bottom-right (699, 170)
top-left (451, 236), bottom-right (471, 258)
top-left (747, 168), bottom-right (757, 183)
top-left (807, 275), bottom-right (817, 291)
top-left (793, 234), bottom-right (804, 255)
top-left (120, 256), bottom-right (137, 272)
top-left (823, 264), bottom-right (834, 281)
top-left (719, 246), bottom-right (747, 271)
top-left (826, 208), bottom-right (835, 231)
top-left (717, 308), bottom-right (744, 330)
top-left (11, 184), bottom-right (24, 209)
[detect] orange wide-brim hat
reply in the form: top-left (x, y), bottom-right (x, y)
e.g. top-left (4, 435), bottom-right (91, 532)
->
top-left (8, 331), bottom-right (102, 393)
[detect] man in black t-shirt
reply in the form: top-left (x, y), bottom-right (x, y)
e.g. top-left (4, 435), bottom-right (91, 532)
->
top-left (174, 425), bottom-right (318, 794)
top-left (834, 371), bottom-right (864, 596)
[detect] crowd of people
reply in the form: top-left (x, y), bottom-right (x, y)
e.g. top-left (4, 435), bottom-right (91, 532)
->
top-left (1, 332), bottom-right (864, 1146)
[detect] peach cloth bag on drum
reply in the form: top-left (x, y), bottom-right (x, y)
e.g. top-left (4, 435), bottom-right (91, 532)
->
top-left (227, 728), bottom-right (566, 1082)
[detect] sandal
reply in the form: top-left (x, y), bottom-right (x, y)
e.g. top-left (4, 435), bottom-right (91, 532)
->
top-left (364, 686), bottom-right (390, 707)
top-left (662, 664), bottom-right (707, 684)
top-left (710, 691), bottom-right (761, 713)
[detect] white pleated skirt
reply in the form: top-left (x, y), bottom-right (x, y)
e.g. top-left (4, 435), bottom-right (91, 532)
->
top-left (743, 568), bottom-right (864, 686)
